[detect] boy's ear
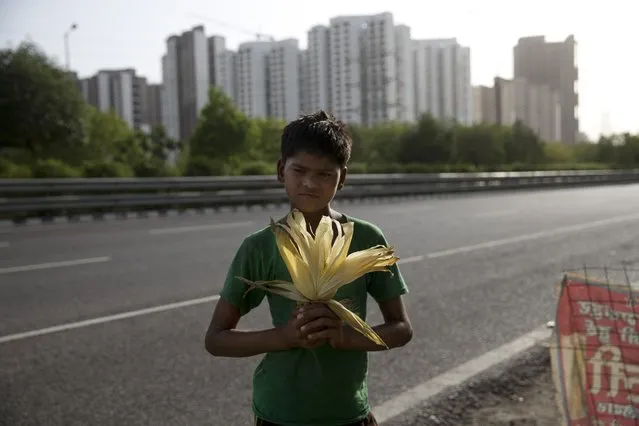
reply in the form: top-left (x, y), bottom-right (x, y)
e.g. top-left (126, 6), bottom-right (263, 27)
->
top-left (276, 158), bottom-right (285, 183)
top-left (338, 166), bottom-right (348, 190)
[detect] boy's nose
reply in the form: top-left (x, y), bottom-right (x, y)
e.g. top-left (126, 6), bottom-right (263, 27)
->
top-left (302, 176), bottom-right (318, 189)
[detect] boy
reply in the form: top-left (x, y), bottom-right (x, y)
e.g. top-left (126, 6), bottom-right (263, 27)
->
top-left (204, 110), bottom-right (413, 426)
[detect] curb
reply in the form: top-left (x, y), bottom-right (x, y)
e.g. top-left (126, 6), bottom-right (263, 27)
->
top-left (375, 326), bottom-right (553, 425)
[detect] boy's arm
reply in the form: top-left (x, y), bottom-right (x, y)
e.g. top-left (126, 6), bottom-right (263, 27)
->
top-left (204, 298), bottom-right (289, 357)
top-left (204, 237), bottom-right (288, 358)
top-left (341, 295), bottom-right (412, 351)
top-left (205, 298), bottom-right (329, 357)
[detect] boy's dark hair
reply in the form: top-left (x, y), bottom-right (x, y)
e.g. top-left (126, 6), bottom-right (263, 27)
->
top-left (280, 110), bottom-right (352, 168)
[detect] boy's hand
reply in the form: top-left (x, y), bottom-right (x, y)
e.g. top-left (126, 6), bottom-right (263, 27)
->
top-left (297, 303), bottom-right (348, 349)
top-left (279, 305), bottom-right (329, 350)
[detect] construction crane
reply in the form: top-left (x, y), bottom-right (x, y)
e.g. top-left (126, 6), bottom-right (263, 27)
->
top-left (186, 13), bottom-right (275, 42)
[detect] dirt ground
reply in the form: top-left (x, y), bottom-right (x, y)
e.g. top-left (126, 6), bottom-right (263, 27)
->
top-left (469, 366), bottom-right (560, 426)
top-left (399, 345), bottom-right (563, 426)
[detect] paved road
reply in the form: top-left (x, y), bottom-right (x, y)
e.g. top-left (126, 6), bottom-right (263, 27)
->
top-left (2, 185), bottom-right (639, 425)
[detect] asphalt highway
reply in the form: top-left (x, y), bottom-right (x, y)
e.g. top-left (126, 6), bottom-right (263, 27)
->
top-left (2, 184), bottom-right (639, 425)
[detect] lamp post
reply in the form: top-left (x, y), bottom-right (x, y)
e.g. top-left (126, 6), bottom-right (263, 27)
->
top-left (64, 23), bottom-right (78, 70)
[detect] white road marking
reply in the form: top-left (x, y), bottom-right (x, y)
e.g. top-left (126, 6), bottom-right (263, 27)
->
top-left (383, 205), bottom-right (434, 214)
top-left (427, 212), bottom-right (639, 259)
top-left (373, 325), bottom-right (553, 424)
top-left (397, 255), bottom-right (424, 265)
top-left (148, 221), bottom-right (254, 235)
top-left (474, 209), bottom-right (518, 218)
top-left (0, 256), bottom-right (111, 275)
top-left (0, 242), bottom-right (9, 248)
top-left (0, 295), bottom-right (220, 344)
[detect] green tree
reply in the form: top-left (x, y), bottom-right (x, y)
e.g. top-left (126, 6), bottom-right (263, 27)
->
top-left (140, 125), bottom-right (182, 163)
top-left (616, 133), bottom-right (639, 166)
top-left (348, 124), bottom-right (372, 163)
top-left (570, 142), bottom-right (598, 163)
top-left (505, 121), bottom-right (545, 164)
top-left (455, 123), bottom-right (505, 166)
top-left (595, 135), bottom-right (617, 164)
top-left (366, 123), bottom-right (408, 164)
top-left (543, 141), bottom-right (576, 164)
top-left (84, 105), bottom-right (135, 163)
top-left (189, 87), bottom-right (260, 163)
top-left (127, 126), bottom-right (182, 176)
top-left (0, 42), bottom-right (87, 165)
top-left (253, 118), bottom-right (285, 162)
top-left (398, 113), bottom-right (452, 164)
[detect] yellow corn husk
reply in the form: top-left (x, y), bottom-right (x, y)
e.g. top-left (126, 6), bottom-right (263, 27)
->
top-left (238, 209), bottom-right (399, 348)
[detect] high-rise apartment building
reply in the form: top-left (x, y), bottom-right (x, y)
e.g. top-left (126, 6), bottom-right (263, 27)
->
top-left (513, 35), bottom-right (578, 143)
top-left (413, 40), bottom-right (439, 122)
top-left (267, 39), bottom-right (301, 121)
top-left (145, 83), bottom-right (163, 129)
top-left (494, 76), bottom-right (561, 141)
top-left (529, 83), bottom-right (562, 142)
top-left (235, 41), bottom-right (272, 118)
top-left (328, 15), bottom-right (368, 124)
top-left (208, 35), bottom-right (236, 102)
top-left (161, 40), bottom-right (180, 141)
top-left (413, 38), bottom-right (472, 125)
top-left (494, 76), bottom-right (526, 126)
top-left (79, 77), bottom-right (97, 112)
top-left (80, 68), bottom-right (149, 130)
top-left (472, 85), bottom-right (497, 124)
top-left (161, 25), bottom-right (209, 142)
top-left (305, 25), bottom-right (331, 113)
top-left (133, 76), bottom-right (150, 132)
top-left (327, 13), bottom-right (415, 126)
top-left (360, 12), bottom-right (397, 125)
top-left (395, 25), bottom-right (415, 123)
top-left (449, 41), bottom-right (472, 125)
top-left (299, 50), bottom-right (311, 114)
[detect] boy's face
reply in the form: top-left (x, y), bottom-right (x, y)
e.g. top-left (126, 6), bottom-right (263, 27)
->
top-left (277, 151), bottom-right (346, 214)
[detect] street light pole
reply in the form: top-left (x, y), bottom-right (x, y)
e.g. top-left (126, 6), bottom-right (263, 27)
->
top-left (64, 23), bottom-right (78, 70)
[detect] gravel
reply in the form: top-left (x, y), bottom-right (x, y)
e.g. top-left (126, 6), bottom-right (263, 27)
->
top-left (395, 344), bottom-right (561, 426)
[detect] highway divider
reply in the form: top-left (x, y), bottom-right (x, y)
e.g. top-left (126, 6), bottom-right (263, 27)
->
top-left (2, 169), bottom-right (639, 222)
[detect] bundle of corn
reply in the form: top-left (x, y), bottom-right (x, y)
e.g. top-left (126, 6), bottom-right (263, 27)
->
top-left (238, 209), bottom-right (399, 348)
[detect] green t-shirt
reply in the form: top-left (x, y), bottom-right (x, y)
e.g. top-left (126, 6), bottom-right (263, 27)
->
top-left (219, 214), bottom-right (409, 426)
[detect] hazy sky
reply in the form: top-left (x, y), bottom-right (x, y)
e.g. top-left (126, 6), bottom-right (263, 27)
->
top-left (1, 0), bottom-right (636, 140)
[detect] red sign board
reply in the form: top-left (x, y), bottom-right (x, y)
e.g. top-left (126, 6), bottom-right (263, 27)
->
top-left (551, 274), bottom-right (639, 426)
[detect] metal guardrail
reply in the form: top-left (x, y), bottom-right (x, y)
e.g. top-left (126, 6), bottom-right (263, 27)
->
top-left (1, 169), bottom-right (639, 221)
